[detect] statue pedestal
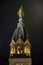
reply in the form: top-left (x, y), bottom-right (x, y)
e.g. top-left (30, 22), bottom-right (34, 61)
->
top-left (9, 58), bottom-right (32, 65)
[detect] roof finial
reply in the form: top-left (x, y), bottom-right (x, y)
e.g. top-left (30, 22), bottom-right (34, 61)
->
top-left (17, 6), bottom-right (25, 18)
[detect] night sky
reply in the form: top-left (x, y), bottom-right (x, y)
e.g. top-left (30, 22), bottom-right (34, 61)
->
top-left (0, 0), bottom-right (43, 65)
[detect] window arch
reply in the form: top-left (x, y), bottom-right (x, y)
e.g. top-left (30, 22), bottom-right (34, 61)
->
top-left (24, 45), bottom-right (30, 55)
top-left (17, 45), bottom-right (23, 54)
top-left (10, 46), bottom-right (16, 55)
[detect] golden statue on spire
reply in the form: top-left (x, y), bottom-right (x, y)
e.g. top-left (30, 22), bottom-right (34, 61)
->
top-left (17, 6), bottom-right (25, 18)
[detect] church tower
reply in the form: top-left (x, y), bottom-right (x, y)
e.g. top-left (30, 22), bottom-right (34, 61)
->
top-left (9, 6), bottom-right (32, 65)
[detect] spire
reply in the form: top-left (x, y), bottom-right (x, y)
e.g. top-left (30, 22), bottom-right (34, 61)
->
top-left (11, 6), bottom-right (28, 41)
top-left (9, 6), bottom-right (31, 58)
top-left (17, 6), bottom-right (25, 18)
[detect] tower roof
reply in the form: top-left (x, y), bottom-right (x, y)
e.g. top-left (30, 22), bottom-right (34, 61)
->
top-left (11, 6), bottom-right (29, 42)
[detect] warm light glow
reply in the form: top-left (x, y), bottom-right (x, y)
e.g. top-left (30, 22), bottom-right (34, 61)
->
top-left (17, 46), bottom-right (23, 54)
top-left (17, 6), bottom-right (25, 18)
top-left (10, 47), bottom-right (16, 55)
top-left (24, 45), bottom-right (30, 55)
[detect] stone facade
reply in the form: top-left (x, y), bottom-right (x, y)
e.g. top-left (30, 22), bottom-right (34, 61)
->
top-left (9, 58), bottom-right (32, 65)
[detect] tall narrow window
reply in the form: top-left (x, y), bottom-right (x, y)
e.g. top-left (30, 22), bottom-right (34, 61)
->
top-left (24, 45), bottom-right (30, 55)
top-left (17, 45), bottom-right (23, 54)
top-left (10, 46), bottom-right (16, 55)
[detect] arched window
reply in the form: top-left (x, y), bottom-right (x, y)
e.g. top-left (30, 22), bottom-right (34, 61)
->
top-left (10, 46), bottom-right (16, 55)
top-left (24, 45), bottom-right (30, 55)
top-left (17, 45), bottom-right (23, 54)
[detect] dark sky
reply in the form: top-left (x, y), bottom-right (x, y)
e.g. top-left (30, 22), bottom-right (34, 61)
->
top-left (0, 0), bottom-right (43, 65)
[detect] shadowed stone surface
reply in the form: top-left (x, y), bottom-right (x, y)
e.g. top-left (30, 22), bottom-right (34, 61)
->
top-left (9, 58), bottom-right (32, 65)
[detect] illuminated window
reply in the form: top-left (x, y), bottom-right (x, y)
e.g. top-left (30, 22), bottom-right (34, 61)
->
top-left (24, 45), bottom-right (30, 54)
top-left (17, 45), bottom-right (23, 54)
top-left (10, 46), bottom-right (16, 54)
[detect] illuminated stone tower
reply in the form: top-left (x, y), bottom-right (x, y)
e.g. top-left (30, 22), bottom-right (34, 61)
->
top-left (9, 6), bottom-right (32, 65)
